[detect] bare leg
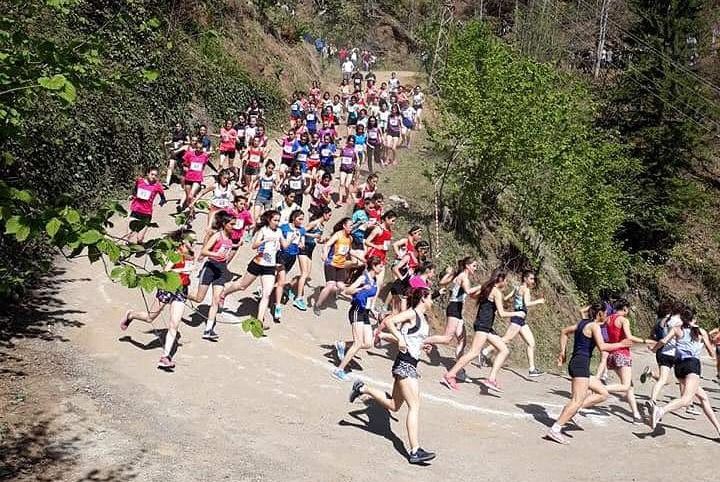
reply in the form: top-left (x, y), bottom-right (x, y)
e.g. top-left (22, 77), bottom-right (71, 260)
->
top-left (555, 377), bottom-right (590, 427)
top-left (126, 297), bottom-right (166, 323)
top-left (519, 325), bottom-right (537, 371)
top-left (650, 365), bottom-right (672, 402)
top-left (486, 333), bottom-right (509, 381)
top-left (163, 301), bottom-right (184, 357)
top-left (338, 324), bottom-right (373, 371)
top-left (447, 332), bottom-right (487, 378)
top-left (604, 366), bottom-right (640, 417)
top-left (257, 274), bottom-right (276, 327)
top-left (397, 377), bottom-right (421, 452)
top-left (205, 285), bottom-right (224, 332)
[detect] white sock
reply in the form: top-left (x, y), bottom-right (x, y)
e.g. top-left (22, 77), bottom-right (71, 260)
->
top-left (551, 423), bottom-right (562, 433)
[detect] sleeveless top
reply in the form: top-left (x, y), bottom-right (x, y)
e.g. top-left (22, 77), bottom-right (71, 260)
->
top-left (255, 226), bottom-right (282, 267)
top-left (351, 272), bottom-right (378, 309)
top-left (366, 226), bottom-right (392, 261)
top-left (513, 286), bottom-right (527, 312)
top-left (327, 232), bottom-right (351, 268)
top-left (605, 314), bottom-right (630, 357)
top-left (397, 309), bottom-right (429, 364)
top-left (210, 233), bottom-right (233, 263)
top-left (448, 276), bottom-right (466, 303)
top-left (675, 328), bottom-right (703, 360)
top-left (572, 319), bottom-right (596, 359)
top-left (475, 297), bottom-right (497, 326)
top-left (212, 183), bottom-right (233, 209)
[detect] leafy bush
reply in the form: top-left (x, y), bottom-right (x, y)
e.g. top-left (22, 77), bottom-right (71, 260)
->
top-left (432, 22), bottom-right (638, 297)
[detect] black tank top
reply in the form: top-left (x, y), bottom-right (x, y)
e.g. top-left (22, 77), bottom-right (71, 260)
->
top-left (572, 319), bottom-right (596, 358)
top-left (475, 297), bottom-right (496, 326)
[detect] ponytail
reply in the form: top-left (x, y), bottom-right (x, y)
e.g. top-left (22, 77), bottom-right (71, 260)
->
top-left (477, 270), bottom-right (506, 301)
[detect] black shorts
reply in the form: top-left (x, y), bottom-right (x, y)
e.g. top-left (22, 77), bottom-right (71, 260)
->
top-left (510, 315), bottom-right (526, 327)
top-left (244, 165), bottom-right (260, 176)
top-left (281, 156), bottom-right (294, 167)
top-left (446, 301), bottom-right (463, 319)
top-left (324, 264), bottom-right (346, 283)
top-left (347, 116), bottom-right (358, 126)
top-left (389, 277), bottom-right (409, 297)
top-left (130, 211), bottom-right (152, 222)
top-left (351, 238), bottom-right (364, 250)
top-left (322, 164), bottom-right (336, 175)
top-left (156, 285), bottom-right (189, 304)
top-left (348, 303), bottom-right (371, 325)
top-left (235, 140), bottom-right (246, 150)
top-left (674, 358), bottom-right (701, 379)
top-left (300, 244), bottom-right (316, 258)
top-left (388, 130), bottom-right (400, 138)
top-left (473, 321), bottom-right (493, 333)
top-left (200, 260), bottom-right (231, 286)
top-left (656, 351), bottom-right (676, 368)
top-left (220, 149), bottom-right (236, 159)
top-left (247, 260), bottom-right (276, 277)
top-left (568, 354), bottom-right (591, 378)
top-left (277, 251), bottom-right (297, 272)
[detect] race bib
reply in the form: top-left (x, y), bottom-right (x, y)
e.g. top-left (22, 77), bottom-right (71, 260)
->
top-left (354, 144), bottom-right (365, 153)
top-left (383, 240), bottom-right (390, 250)
top-left (181, 261), bottom-right (194, 272)
top-left (368, 131), bottom-right (378, 139)
top-left (173, 141), bottom-right (181, 149)
top-left (341, 156), bottom-right (353, 165)
top-left (234, 219), bottom-right (245, 230)
top-left (283, 145), bottom-right (293, 153)
top-left (338, 245), bottom-right (350, 255)
top-left (321, 148), bottom-right (331, 157)
top-left (217, 244), bottom-right (231, 256)
top-left (296, 153), bottom-right (307, 162)
top-left (307, 114), bottom-right (315, 121)
top-left (214, 198), bottom-right (230, 208)
top-left (136, 188), bottom-right (152, 200)
top-left (289, 180), bottom-right (302, 190)
top-left (249, 154), bottom-right (261, 165)
top-left (261, 180), bottom-right (274, 190)
top-left (390, 118), bottom-right (398, 126)
top-left (190, 161), bottom-right (203, 171)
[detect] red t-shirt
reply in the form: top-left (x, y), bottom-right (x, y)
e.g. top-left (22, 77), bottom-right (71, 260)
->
top-left (182, 150), bottom-right (210, 183)
top-left (130, 178), bottom-right (164, 215)
top-left (219, 128), bottom-right (237, 152)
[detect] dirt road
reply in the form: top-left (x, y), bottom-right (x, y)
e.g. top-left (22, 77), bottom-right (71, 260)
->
top-left (2, 71), bottom-right (719, 482)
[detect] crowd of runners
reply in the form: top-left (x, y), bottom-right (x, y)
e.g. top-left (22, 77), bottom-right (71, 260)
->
top-left (116, 69), bottom-right (720, 465)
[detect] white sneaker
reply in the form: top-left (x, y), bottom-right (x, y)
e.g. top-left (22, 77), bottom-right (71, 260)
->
top-left (545, 429), bottom-right (569, 445)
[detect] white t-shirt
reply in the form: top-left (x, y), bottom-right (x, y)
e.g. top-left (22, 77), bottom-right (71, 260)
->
top-left (257, 227), bottom-right (282, 266)
top-left (342, 60), bottom-right (354, 74)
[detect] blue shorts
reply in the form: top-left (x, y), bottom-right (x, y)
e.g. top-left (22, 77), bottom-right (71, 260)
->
top-left (510, 316), bottom-right (526, 327)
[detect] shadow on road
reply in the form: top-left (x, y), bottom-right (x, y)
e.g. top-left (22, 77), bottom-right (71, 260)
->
top-left (338, 402), bottom-right (407, 460)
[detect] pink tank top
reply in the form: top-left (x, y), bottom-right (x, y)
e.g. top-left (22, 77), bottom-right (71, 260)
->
top-left (211, 233), bottom-right (233, 262)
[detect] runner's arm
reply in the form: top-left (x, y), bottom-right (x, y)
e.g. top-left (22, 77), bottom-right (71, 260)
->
top-left (592, 324), bottom-right (635, 352)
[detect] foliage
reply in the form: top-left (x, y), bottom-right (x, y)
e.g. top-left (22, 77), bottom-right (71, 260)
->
top-left (432, 22), bottom-right (638, 297)
top-left (0, 0), bottom-right (281, 300)
top-left (604, 0), bottom-right (712, 258)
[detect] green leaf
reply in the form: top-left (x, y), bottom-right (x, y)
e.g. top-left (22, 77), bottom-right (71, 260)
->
top-left (129, 219), bottom-right (149, 232)
top-left (139, 275), bottom-right (157, 292)
top-left (167, 251), bottom-right (181, 263)
top-left (4, 215), bottom-right (22, 234)
top-left (110, 266), bottom-right (124, 280)
top-left (119, 265), bottom-right (138, 288)
top-left (64, 208), bottom-right (80, 224)
top-left (58, 81), bottom-right (77, 103)
top-left (147, 17), bottom-right (161, 28)
top-left (45, 217), bottom-right (62, 238)
top-left (142, 69), bottom-right (159, 82)
top-left (79, 229), bottom-right (102, 245)
top-left (109, 201), bottom-right (127, 216)
top-left (10, 188), bottom-right (33, 203)
top-left (242, 317), bottom-right (265, 339)
top-left (37, 74), bottom-right (67, 91)
top-left (15, 225), bottom-right (31, 242)
top-left (162, 271), bottom-right (181, 292)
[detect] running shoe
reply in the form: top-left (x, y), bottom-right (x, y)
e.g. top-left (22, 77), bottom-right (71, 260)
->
top-left (480, 379), bottom-right (503, 393)
top-left (651, 404), bottom-right (663, 429)
top-left (253, 286), bottom-right (263, 299)
top-left (632, 415), bottom-right (644, 425)
top-left (202, 329), bottom-right (219, 341)
top-left (545, 429), bottom-right (569, 445)
top-left (313, 305), bottom-right (321, 317)
top-left (349, 379), bottom-right (365, 403)
top-left (293, 297), bottom-right (308, 311)
top-left (440, 374), bottom-right (460, 391)
top-left (335, 340), bottom-right (346, 360)
top-left (273, 305), bottom-right (282, 322)
top-left (157, 356), bottom-right (175, 369)
top-left (408, 447), bottom-right (436, 464)
top-left (528, 368), bottom-right (543, 378)
top-left (686, 404), bottom-right (701, 416)
top-left (640, 365), bottom-right (651, 384)
top-left (456, 368), bottom-right (467, 383)
top-left (119, 310), bottom-right (132, 331)
top-left (332, 368), bottom-right (349, 381)
top-left (286, 288), bottom-right (296, 302)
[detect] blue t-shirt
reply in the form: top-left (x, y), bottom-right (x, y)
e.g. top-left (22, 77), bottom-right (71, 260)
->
top-left (354, 133), bottom-right (367, 146)
top-left (292, 141), bottom-right (310, 170)
top-left (280, 223), bottom-right (306, 256)
top-left (320, 143), bottom-right (336, 166)
top-left (306, 112), bottom-right (318, 131)
top-left (351, 209), bottom-right (370, 243)
top-left (352, 272), bottom-right (378, 309)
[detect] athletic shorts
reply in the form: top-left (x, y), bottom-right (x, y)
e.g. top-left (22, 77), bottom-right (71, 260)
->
top-left (510, 315), bottom-right (526, 327)
top-left (130, 211), bottom-right (152, 222)
top-left (568, 354), bottom-right (591, 378)
top-left (247, 260), bottom-right (276, 277)
top-left (281, 156), bottom-right (294, 168)
top-left (324, 264), bottom-right (346, 283)
top-left (300, 244), bottom-right (316, 258)
top-left (446, 301), bottom-right (463, 319)
top-left (674, 358), bottom-right (701, 379)
top-left (392, 357), bottom-right (419, 379)
top-left (277, 252), bottom-right (297, 272)
top-left (388, 130), bottom-right (400, 138)
top-left (200, 260), bottom-right (231, 286)
top-left (322, 164), bottom-right (336, 175)
top-left (254, 196), bottom-right (273, 210)
top-left (473, 319), bottom-right (493, 333)
top-left (348, 303), bottom-right (371, 325)
top-left (220, 149), bottom-right (236, 159)
top-left (607, 351), bottom-right (632, 370)
top-left (656, 351), bottom-right (676, 368)
top-left (347, 116), bottom-right (358, 126)
top-left (340, 166), bottom-right (355, 175)
top-left (389, 277), bottom-right (409, 297)
top-left (244, 165), bottom-right (260, 176)
top-left (156, 285), bottom-right (189, 304)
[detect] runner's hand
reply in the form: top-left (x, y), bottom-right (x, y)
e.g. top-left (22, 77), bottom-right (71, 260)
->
top-left (556, 353), bottom-right (566, 367)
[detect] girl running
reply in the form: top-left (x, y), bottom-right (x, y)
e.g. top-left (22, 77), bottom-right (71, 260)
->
top-left (278, 128), bottom-right (297, 175)
top-left (545, 302), bottom-right (634, 445)
top-left (650, 308), bottom-right (720, 437)
top-left (309, 172), bottom-right (334, 218)
top-left (243, 136), bottom-right (265, 193)
top-left (164, 123), bottom-right (189, 187)
top-left (388, 240), bottom-right (430, 315)
top-left (314, 217), bottom-right (357, 316)
top-left (292, 206), bottom-right (331, 312)
top-left (641, 301), bottom-right (681, 405)
top-left (217, 120), bottom-right (238, 171)
top-left (285, 162), bottom-right (307, 209)
top-left (181, 138), bottom-right (210, 216)
top-left (273, 209), bottom-right (306, 322)
top-left (347, 287), bottom-right (436, 465)
top-left (119, 230), bottom-right (194, 369)
top-left (365, 116), bottom-right (382, 173)
top-left (440, 271), bottom-right (525, 393)
top-left (385, 104), bottom-right (402, 165)
top-left (482, 270), bottom-right (545, 377)
top-left (253, 161), bottom-right (278, 222)
top-left (333, 256), bottom-right (385, 381)
top-left (221, 210), bottom-right (287, 330)
top-left (125, 166), bottom-right (166, 244)
top-left (319, 134), bottom-right (338, 176)
top-left (338, 135), bottom-right (358, 206)
top-left (423, 257), bottom-right (477, 365)
top-left (354, 124), bottom-right (368, 169)
top-left (228, 194), bottom-right (253, 247)
top-left (195, 169), bottom-right (236, 231)
top-left (292, 132), bottom-right (311, 174)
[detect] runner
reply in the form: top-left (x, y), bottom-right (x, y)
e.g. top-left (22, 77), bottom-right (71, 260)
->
top-left (180, 137), bottom-right (210, 217)
top-left (363, 210), bottom-right (396, 310)
top-left (355, 173), bottom-right (379, 211)
top-left (440, 271), bottom-right (526, 393)
top-left (191, 211), bottom-right (235, 341)
top-left (544, 302), bottom-right (634, 444)
top-left (388, 240), bottom-right (429, 315)
top-left (253, 160), bottom-right (278, 222)
top-left (243, 136), bottom-right (265, 194)
top-left (650, 307), bottom-right (720, 437)
top-left (346, 95), bottom-right (360, 136)
top-left (164, 123), bottom-right (189, 187)
top-left (119, 230), bottom-right (194, 369)
top-left (125, 166), bottom-right (166, 244)
top-left (400, 103), bottom-right (416, 148)
top-left (284, 162), bottom-right (307, 209)
top-left (319, 134), bottom-right (338, 176)
top-left (314, 217), bottom-right (357, 316)
top-left (195, 169), bottom-right (236, 231)
top-left (388, 72), bottom-right (400, 93)
top-left (347, 287), bottom-right (436, 465)
top-left (423, 257), bottom-right (477, 365)
top-left (228, 194), bottom-right (253, 247)
top-left (385, 104), bottom-right (402, 165)
top-left (293, 206), bottom-right (331, 312)
top-left (292, 132), bottom-right (311, 175)
top-left (217, 119), bottom-right (238, 171)
top-left (482, 270), bottom-right (545, 377)
top-left (354, 123), bottom-right (367, 169)
top-left (412, 86), bottom-right (425, 130)
top-left (641, 301), bottom-right (681, 405)
top-left (273, 209), bottom-right (306, 322)
top-left (221, 210), bottom-right (287, 330)
top-left (338, 135), bottom-right (358, 206)
top-left (333, 256), bottom-right (385, 381)
top-left (276, 186), bottom-right (300, 225)
top-left (365, 116), bottom-right (382, 173)
top-left (308, 172), bottom-right (334, 218)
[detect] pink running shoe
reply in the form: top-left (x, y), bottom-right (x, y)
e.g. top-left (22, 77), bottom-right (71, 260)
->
top-left (481, 378), bottom-right (503, 393)
top-left (440, 374), bottom-right (460, 391)
top-left (157, 356), bottom-right (175, 369)
top-left (119, 310), bottom-right (132, 331)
